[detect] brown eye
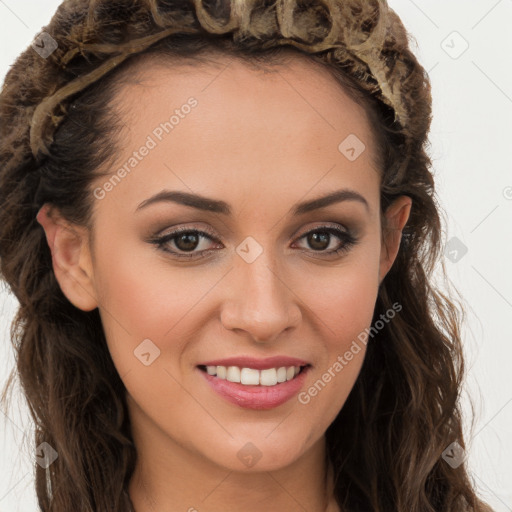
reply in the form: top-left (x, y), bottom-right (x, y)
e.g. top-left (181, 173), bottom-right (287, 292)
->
top-left (294, 226), bottom-right (358, 257)
top-left (149, 227), bottom-right (222, 260)
top-left (174, 232), bottom-right (201, 252)
top-left (307, 231), bottom-right (331, 251)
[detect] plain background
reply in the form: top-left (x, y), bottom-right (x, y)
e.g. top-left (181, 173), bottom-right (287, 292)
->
top-left (0, 1), bottom-right (511, 510)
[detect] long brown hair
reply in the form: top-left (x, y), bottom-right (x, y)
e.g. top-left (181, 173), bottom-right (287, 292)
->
top-left (0, 1), bottom-right (494, 511)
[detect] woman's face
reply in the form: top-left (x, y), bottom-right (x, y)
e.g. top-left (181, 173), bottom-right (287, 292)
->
top-left (39, 53), bottom-right (410, 472)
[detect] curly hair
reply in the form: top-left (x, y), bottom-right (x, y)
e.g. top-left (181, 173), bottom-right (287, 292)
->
top-left (0, 0), bottom-right (494, 511)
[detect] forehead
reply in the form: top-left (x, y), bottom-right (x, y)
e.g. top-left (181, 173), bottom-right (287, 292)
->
top-left (91, 51), bottom-right (380, 221)
top-left (112, 49), bottom-right (376, 153)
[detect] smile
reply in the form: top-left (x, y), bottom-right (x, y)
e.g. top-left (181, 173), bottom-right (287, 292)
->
top-left (196, 358), bottom-right (311, 410)
top-left (199, 364), bottom-right (304, 386)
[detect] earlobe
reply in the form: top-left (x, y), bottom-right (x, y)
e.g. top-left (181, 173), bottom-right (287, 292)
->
top-left (36, 204), bottom-right (98, 312)
top-left (378, 195), bottom-right (412, 286)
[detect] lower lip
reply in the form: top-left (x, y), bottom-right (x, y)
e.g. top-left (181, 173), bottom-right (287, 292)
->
top-left (198, 366), bottom-right (310, 410)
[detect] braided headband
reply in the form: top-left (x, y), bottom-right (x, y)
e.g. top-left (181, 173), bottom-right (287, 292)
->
top-left (29, 26), bottom-right (197, 159)
top-left (29, 0), bottom-right (407, 160)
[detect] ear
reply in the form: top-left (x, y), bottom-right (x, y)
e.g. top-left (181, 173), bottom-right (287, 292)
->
top-left (379, 195), bottom-right (412, 286)
top-left (36, 203), bottom-right (98, 311)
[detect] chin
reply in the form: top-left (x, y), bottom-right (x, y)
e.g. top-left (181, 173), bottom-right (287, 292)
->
top-left (196, 431), bottom-right (317, 473)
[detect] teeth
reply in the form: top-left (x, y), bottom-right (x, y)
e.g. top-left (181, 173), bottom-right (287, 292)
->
top-left (260, 368), bottom-right (277, 386)
top-left (240, 368), bottom-right (260, 385)
top-left (216, 366), bottom-right (226, 379)
top-left (276, 367), bottom-right (287, 383)
top-left (226, 366), bottom-right (241, 383)
top-left (206, 365), bottom-right (303, 386)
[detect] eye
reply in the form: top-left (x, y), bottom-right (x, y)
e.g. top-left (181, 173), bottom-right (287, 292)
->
top-left (292, 225), bottom-right (358, 258)
top-left (148, 226), bottom-right (221, 260)
top-left (147, 223), bottom-right (358, 260)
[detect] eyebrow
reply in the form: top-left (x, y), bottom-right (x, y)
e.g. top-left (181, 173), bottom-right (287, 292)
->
top-left (135, 188), bottom-right (370, 215)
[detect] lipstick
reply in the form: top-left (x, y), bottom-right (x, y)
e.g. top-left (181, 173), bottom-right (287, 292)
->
top-left (196, 356), bottom-right (311, 410)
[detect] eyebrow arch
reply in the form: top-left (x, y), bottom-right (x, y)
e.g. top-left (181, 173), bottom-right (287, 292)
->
top-left (135, 188), bottom-right (370, 215)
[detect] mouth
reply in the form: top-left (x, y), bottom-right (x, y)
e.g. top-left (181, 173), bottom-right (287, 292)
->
top-left (196, 361), bottom-right (311, 410)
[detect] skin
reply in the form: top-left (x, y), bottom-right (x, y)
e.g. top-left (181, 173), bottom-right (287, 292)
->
top-left (37, 52), bottom-right (411, 512)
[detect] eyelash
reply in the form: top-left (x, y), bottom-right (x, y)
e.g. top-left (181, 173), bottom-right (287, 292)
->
top-left (148, 224), bottom-right (358, 260)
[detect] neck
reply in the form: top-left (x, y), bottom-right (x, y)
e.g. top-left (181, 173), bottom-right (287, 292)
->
top-left (127, 403), bottom-right (338, 512)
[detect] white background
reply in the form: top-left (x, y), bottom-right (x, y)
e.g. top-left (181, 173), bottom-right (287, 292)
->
top-left (0, 1), bottom-right (511, 510)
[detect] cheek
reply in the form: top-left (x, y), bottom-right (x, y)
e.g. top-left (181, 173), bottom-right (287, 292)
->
top-left (295, 249), bottom-right (380, 430)
top-left (91, 237), bottom-right (191, 366)
top-left (317, 266), bottom-right (378, 329)
top-left (307, 244), bottom-right (381, 349)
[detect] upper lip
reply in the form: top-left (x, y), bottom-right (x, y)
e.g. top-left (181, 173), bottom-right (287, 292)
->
top-left (197, 356), bottom-right (310, 370)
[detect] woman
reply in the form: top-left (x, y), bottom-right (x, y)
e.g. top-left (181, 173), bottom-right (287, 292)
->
top-left (0, 0), bottom-right (495, 511)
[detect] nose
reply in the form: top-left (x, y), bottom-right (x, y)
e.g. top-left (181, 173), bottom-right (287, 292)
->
top-left (220, 251), bottom-right (302, 344)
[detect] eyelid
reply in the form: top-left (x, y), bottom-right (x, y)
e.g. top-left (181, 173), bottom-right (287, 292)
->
top-left (154, 221), bottom-right (351, 245)
top-left (157, 223), bottom-right (219, 240)
top-left (292, 224), bottom-right (357, 255)
top-left (148, 221), bottom-right (358, 262)
top-left (293, 221), bottom-right (351, 238)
